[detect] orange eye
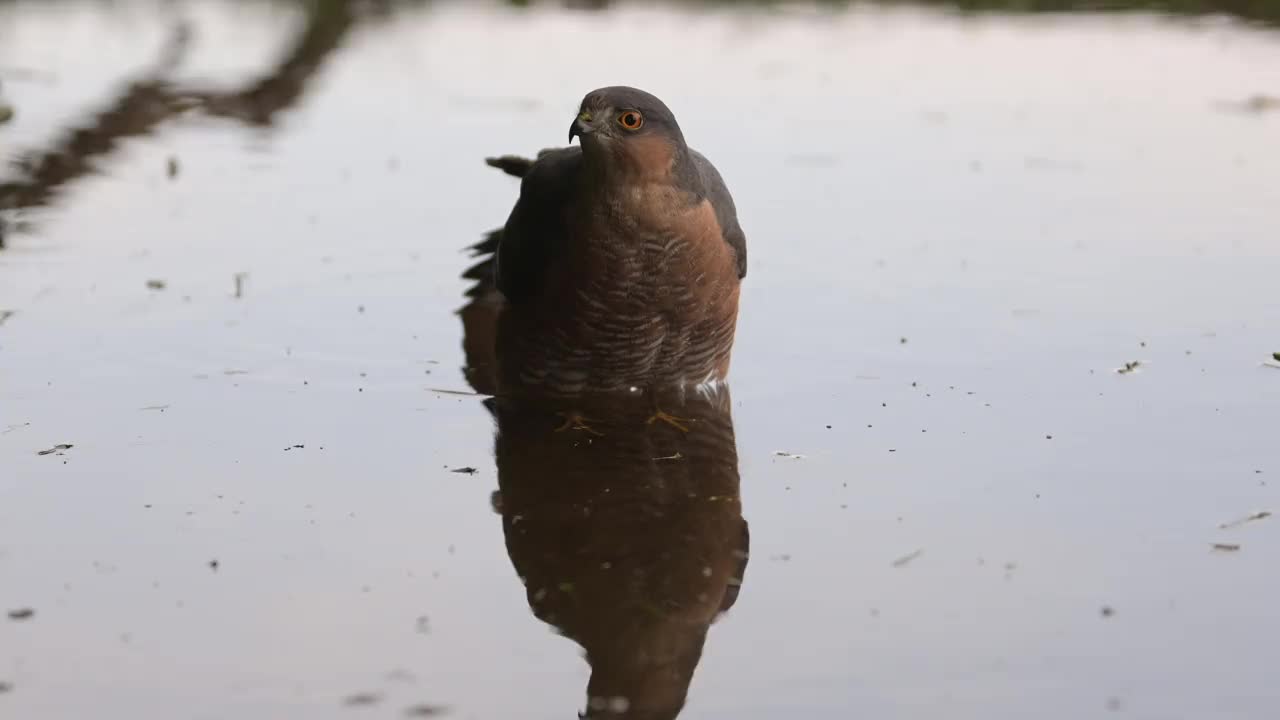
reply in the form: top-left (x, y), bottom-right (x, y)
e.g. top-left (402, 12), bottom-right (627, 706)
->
top-left (617, 111), bottom-right (644, 130)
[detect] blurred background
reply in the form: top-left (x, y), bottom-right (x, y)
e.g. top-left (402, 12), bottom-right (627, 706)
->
top-left (1, 1), bottom-right (1278, 719)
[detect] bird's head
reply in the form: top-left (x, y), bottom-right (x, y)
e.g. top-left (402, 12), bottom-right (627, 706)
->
top-left (569, 86), bottom-right (691, 183)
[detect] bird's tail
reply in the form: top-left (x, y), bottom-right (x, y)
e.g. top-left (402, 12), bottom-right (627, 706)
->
top-left (485, 147), bottom-right (560, 178)
top-left (458, 152), bottom-right (543, 395)
top-left (470, 149), bottom-right (544, 290)
top-left (470, 153), bottom-right (532, 290)
top-left (458, 227), bottom-right (503, 396)
top-left (484, 154), bottom-right (534, 178)
top-left (462, 229), bottom-right (500, 298)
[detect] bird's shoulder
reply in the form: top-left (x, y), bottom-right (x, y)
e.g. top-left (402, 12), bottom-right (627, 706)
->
top-left (520, 146), bottom-right (584, 196)
top-left (494, 147), bottom-right (583, 303)
top-left (689, 149), bottom-right (747, 279)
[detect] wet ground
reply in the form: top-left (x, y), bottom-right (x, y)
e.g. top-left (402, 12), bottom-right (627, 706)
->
top-left (2, 1), bottom-right (1279, 718)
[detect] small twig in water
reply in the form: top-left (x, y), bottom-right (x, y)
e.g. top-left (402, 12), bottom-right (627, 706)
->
top-left (1218, 511), bottom-right (1271, 530)
top-left (427, 387), bottom-right (482, 397)
top-left (892, 549), bottom-right (924, 568)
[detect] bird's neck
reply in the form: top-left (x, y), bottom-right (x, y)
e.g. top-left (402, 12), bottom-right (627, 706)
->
top-left (582, 140), bottom-right (703, 196)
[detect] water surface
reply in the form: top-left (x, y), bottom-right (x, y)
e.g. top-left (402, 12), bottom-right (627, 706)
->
top-left (2, 2), bottom-right (1278, 718)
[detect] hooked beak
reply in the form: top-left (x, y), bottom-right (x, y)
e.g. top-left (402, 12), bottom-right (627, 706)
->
top-left (569, 111), bottom-right (593, 144)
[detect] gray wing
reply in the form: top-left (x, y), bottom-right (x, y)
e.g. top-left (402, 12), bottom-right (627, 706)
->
top-left (490, 147), bottom-right (583, 304)
top-left (691, 149), bottom-right (748, 279)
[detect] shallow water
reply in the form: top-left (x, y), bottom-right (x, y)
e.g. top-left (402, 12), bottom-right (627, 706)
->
top-left (2, 2), bottom-right (1279, 718)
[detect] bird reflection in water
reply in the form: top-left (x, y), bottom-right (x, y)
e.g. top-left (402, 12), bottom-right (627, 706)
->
top-left (461, 284), bottom-right (749, 719)
top-left (458, 85), bottom-right (749, 719)
top-left (486, 389), bottom-right (747, 720)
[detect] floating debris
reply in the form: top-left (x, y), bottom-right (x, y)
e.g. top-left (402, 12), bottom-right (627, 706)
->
top-left (208, 559), bottom-right (220, 572)
top-left (283, 444), bottom-right (305, 451)
top-left (1218, 511), bottom-right (1271, 530)
top-left (0, 103), bottom-right (12, 124)
top-left (1220, 94), bottom-right (1280, 113)
top-left (146, 279), bottom-right (167, 290)
top-left (1244, 95), bottom-right (1280, 112)
top-left (653, 452), bottom-right (683, 461)
top-left (1116, 361), bottom-right (1141, 375)
top-left (139, 405), bottom-right (170, 412)
top-left (7, 608), bottom-right (35, 621)
top-left (415, 615), bottom-right (431, 634)
top-left (166, 156), bottom-right (180, 179)
top-left (1100, 606), bottom-right (1115, 618)
top-left (36, 443), bottom-right (73, 456)
top-left (0, 680), bottom-right (11, 693)
top-left (773, 451), bottom-right (805, 459)
top-left (343, 692), bottom-right (382, 707)
top-left (403, 704), bottom-right (449, 717)
top-left (1211, 543), bottom-right (1241, 553)
top-left (450, 467), bottom-right (478, 475)
top-left (0, 310), bottom-right (15, 326)
top-left (427, 387), bottom-right (481, 397)
top-left (233, 272), bottom-right (248, 299)
top-left (891, 549), bottom-right (923, 568)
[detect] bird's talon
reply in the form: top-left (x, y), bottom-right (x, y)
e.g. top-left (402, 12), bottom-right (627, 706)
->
top-left (555, 412), bottom-right (602, 436)
top-left (647, 410), bottom-right (693, 432)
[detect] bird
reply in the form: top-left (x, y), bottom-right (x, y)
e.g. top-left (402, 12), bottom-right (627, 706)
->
top-left (466, 86), bottom-right (747, 421)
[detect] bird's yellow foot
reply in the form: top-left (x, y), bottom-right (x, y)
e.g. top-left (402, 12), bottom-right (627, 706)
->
top-left (555, 411), bottom-right (602, 436)
top-left (646, 409), bottom-right (694, 433)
